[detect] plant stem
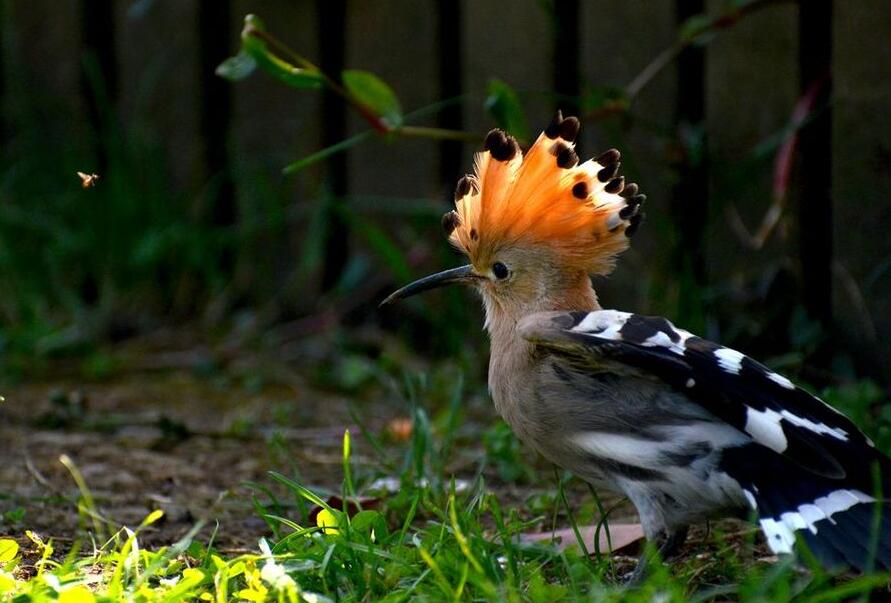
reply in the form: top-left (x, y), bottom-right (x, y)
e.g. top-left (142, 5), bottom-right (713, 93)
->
top-left (395, 125), bottom-right (481, 143)
top-left (624, 0), bottom-right (793, 102)
top-left (247, 27), bottom-right (320, 73)
top-left (626, 44), bottom-right (680, 101)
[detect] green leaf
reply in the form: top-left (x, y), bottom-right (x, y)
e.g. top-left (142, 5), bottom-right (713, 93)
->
top-left (215, 50), bottom-right (257, 81)
top-left (341, 70), bottom-right (403, 128)
top-left (580, 84), bottom-right (626, 114)
top-left (484, 79), bottom-right (530, 142)
top-left (243, 13), bottom-right (267, 30)
top-left (160, 568), bottom-right (204, 603)
top-left (0, 572), bottom-right (14, 593)
top-left (240, 15), bottom-right (324, 90)
top-left (0, 540), bottom-right (18, 563)
top-left (350, 510), bottom-right (389, 541)
top-left (349, 510), bottom-right (380, 532)
top-left (679, 13), bottom-right (712, 42)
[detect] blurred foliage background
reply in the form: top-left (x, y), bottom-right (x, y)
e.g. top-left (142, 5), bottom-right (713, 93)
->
top-left (0, 0), bottom-right (890, 413)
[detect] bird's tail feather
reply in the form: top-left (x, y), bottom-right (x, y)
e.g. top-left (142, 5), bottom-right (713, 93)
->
top-left (746, 473), bottom-right (891, 572)
top-left (797, 499), bottom-right (891, 572)
top-left (723, 443), bottom-right (891, 572)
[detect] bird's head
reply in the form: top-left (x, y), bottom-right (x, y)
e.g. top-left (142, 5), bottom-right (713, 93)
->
top-left (382, 113), bottom-right (645, 326)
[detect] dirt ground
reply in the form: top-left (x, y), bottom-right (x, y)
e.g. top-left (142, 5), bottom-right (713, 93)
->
top-left (0, 370), bottom-right (369, 552)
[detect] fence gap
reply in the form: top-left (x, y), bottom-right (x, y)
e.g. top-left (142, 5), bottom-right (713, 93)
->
top-left (0, 1), bottom-right (6, 145)
top-left (436, 0), bottom-right (464, 189)
top-left (552, 0), bottom-right (579, 116)
top-left (796, 0), bottom-right (833, 344)
top-left (198, 0), bottom-right (235, 270)
top-left (670, 0), bottom-right (708, 330)
top-left (80, 0), bottom-right (118, 171)
top-left (317, 0), bottom-right (348, 291)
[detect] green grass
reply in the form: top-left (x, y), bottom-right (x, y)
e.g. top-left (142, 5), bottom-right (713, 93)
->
top-left (3, 381), bottom-right (891, 603)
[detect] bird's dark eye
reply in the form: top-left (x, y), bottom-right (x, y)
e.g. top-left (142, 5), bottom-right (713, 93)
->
top-left (492, 262), bottom-right (509, 280)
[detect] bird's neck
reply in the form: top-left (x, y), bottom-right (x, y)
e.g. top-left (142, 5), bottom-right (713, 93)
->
top-left (484, 275), bottom-right (599, 422)
top-left (484, 273), bottom-right (600, 343)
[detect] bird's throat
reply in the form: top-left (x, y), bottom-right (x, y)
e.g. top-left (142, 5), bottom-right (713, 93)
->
top-left (484, 274), bottom-right (599, 357)
top-left (484, 274), bottom-right (599, 442)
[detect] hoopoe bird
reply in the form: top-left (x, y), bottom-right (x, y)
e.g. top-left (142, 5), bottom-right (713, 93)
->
top-left (383, 113), bottom-right (891, 577)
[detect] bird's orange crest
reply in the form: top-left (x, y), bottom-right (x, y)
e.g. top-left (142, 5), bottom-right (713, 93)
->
top-left (443, 113), bottom-right (644, 275)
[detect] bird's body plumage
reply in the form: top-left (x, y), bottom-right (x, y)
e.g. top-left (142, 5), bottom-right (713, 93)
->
top-left (491, 314), bottom-right (748, 530)
top-left (510, 309), bottom-right (891, 570)
top-left (384, 113), bottom-right (891, 574)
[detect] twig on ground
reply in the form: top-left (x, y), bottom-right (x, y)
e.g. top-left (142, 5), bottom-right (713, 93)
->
top-left (23, 453), bottom-right (63, 496)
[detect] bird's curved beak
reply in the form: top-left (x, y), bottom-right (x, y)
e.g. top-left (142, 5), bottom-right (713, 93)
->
top-left (380, 264), bottom-right (480, 306)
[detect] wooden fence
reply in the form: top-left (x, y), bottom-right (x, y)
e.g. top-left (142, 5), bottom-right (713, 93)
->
top-left (3, 0), bottom-right (891, 380)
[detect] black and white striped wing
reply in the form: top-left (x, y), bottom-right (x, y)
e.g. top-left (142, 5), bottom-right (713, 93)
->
top-left (519, 310), bottom-right (891, 570)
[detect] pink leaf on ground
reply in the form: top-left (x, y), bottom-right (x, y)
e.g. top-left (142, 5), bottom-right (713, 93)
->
top-left (521, 523), bottom-right (645, 555)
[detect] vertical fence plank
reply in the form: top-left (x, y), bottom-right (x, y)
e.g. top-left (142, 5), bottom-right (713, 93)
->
top-left (230, 0), bottom-right (320, 179)
top-left (464, 1), bottom-right (550, 136)
top-left (797, 0), bottom-right (833, 336)
top-left (552, 0), bottom-right (579, 115)
top-left (344, 0), bottom-right (436, 200)
top-left (436, 0), bottom-right (464, 188)
top-left (317, 0), bottom-right (348, 291)
top-left (833, 0), bottom-right (891, 381)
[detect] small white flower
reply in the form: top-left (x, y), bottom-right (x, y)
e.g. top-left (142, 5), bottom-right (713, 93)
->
top-left (258, 538), bottom-right (296, 591)
top-left (260, 559), bottom-right (296, 590)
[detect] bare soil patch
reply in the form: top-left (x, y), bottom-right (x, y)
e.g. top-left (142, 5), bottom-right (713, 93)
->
top-left (0, 372), bottom-right (361, 551)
